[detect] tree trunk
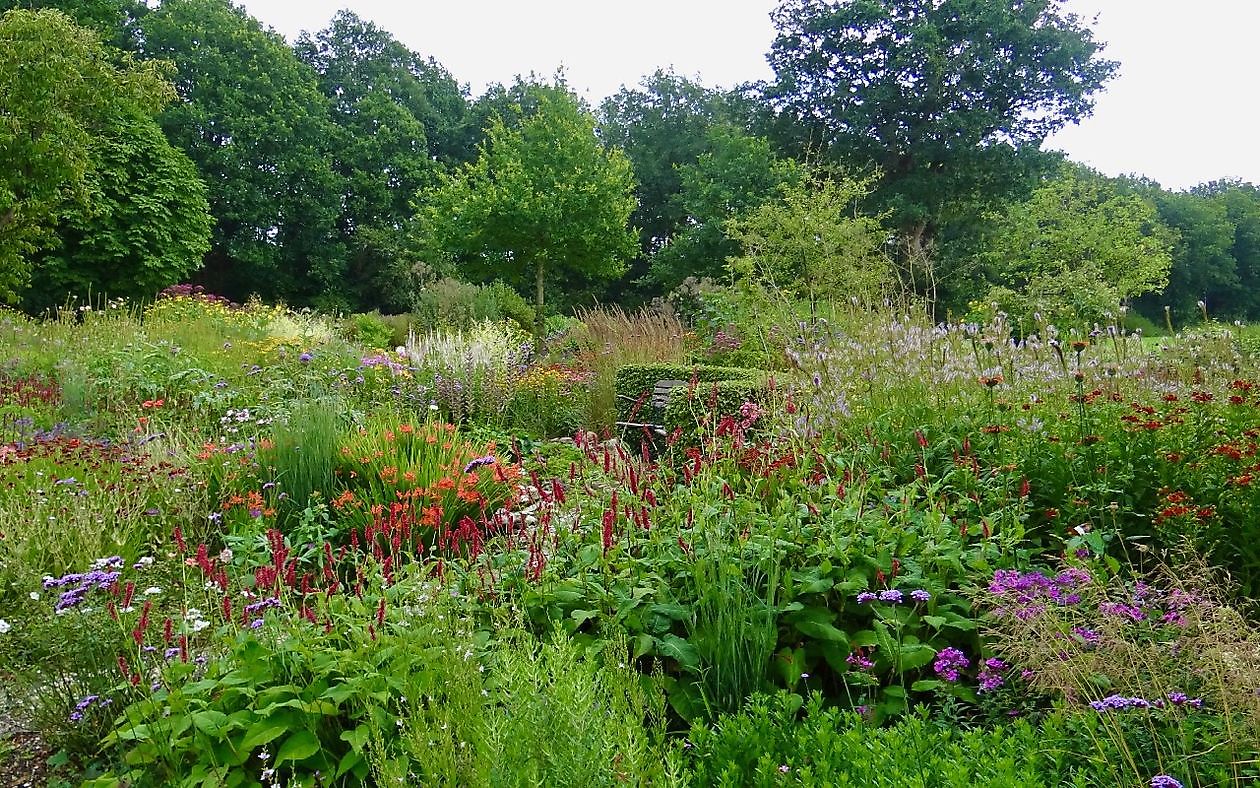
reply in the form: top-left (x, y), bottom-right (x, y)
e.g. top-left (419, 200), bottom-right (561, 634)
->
top-left (534, 259), bottom-right (545, 348)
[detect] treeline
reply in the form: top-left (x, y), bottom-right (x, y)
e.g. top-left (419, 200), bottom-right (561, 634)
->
top-left (2, 0), bottom-right (1258, 327)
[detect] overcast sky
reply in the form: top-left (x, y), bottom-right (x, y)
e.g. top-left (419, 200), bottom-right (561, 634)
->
top-left (237, 0), bottom-right (1257, 191)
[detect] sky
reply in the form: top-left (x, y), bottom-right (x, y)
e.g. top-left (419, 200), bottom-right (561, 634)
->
top-left (237, 0), bottom-right (1259, 191)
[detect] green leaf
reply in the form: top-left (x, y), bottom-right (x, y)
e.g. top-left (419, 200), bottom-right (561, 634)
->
top-left (275, 730), bottom-right (320, 764)
top-left (656, 634), bottom-right (699, 671)
top-left (241, 723), bottom-right (290, 750)
top-left (191, 710), bottom-right (232, 737)
top-left (340, 725), bottom-right (370, 754)
top-left (794, 620), bottom-right (849, 643)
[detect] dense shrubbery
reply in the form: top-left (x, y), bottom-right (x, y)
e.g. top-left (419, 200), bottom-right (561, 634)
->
top-left (1, 292), bottom-right (1258, 787)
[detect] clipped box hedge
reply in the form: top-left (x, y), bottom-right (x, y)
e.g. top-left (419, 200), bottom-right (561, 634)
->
top-left (614, 363), bottom-right (767, 436)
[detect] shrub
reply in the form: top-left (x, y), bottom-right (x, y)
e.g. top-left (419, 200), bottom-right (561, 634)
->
top-left (979, 557), bottom-right (1260, 785)
top-left (575, 305), bottom-right (687, 431)
top-left (403, 321), bottom-right (532, 425)
top-left (613, 362), bottom-right (767, 440)
top-left (684, 692), bottom-right (1076, 786)
top-left (411, 277), bottom-right (535, 334)
top-left (343, 312), bottom-right (394, 350)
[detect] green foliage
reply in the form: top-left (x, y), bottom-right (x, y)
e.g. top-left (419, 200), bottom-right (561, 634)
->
top-left (26, 107), bottom-right (212, 311)
top-left (685, 693), bottom-right (1079, 786)
top-left (343, 312), bottom-right (395, 351)
top-left (411, 277), bottom-right (535, 333)
top-left (294, 10), bottom-right (466, 313)
top-left (650, 125), bottom-right (802, 290)
top-left (614, 362), bottom-right (765, 434)
top-left (140, 0), bottom-right (344, 304)
top-left (414, 83), bottom-right (638, 340)
top-left (380, 632), bottom-right (678, 787)
top-left (765, 0), bottom-right (1118, 262)
top-left (726, 170), bottom-right (892, 308)
top-left (983, 166), bottom-right (1175, 327)
top-left (0, 8), bottom-right (179, 304)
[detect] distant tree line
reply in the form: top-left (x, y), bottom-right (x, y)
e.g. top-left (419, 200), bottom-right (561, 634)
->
top-left (2, 0), bottom-right (1258, 328)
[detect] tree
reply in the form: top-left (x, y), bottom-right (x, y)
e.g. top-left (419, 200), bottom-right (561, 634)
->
top-left (415, 86), bottom-right (638, 341)
top-left (726, 170), bottom-right (891, 311)
top-left (982, 166), bottom-right (1173, 327)
top-left (649, 125), bottom-right (802, 289)
top-left (599, 72), bottom-right (728, 256)
top-left (25, 109), bottom-right (212, 311)
top-left (295, 10), bottom-right (467, 311)
top-left (140, 0), bottom-right (344, 304)
top-left (0, 0), bottom-right (147, 49)
top-left (764, 0), bottom-right (1118, 281)
top-left (0, 8), bottom-right (176, 303)
top-left (1196, 180), bottom-right (1260, 320)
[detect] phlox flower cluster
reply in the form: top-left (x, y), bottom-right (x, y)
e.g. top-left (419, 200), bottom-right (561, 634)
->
top-left (856, 589), bottom-right (931, 605)
top-left (933, 647), bottom-right (969, 681)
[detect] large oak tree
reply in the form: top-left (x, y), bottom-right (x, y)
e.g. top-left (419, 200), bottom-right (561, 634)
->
top-left (765, 0), bottom-right (1118, 290)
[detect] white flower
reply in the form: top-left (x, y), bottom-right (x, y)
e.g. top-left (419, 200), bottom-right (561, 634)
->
top-left (0, 619), bottom-right (11, 634)
top-left (29, 591), bottom-right (39, 601)
top-left (144, 587), bottom-right (163, 596)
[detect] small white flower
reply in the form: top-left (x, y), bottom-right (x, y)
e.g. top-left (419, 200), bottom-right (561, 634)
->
top-left (0, 619), bottom-right (11, 634)
top-left (29, 591), bottom-right (39, 601)
top-left (144, 587), bottom-right (163, 596)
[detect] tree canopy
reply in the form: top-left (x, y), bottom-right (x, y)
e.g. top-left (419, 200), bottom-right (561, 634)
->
top-left (0, 7), bottom-right (203, 305)
top-left (983, 165), bottom-right (1173, 326)
top-left (141, 0), bottom-right (344, 304)
top-left (414, 85), bottom-right (637, 340)
top-left (764, 0), bottom-right (1118, 256)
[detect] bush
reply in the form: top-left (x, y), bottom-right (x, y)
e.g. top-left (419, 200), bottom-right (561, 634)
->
top-left (411, 278), bottom-right (534, 334)
top-left (343, 312), bottom-right (394, 350)
top-left (685, 692), bottom-right (1076, 786)
top-left (613, 362), bottom-right (767, 438)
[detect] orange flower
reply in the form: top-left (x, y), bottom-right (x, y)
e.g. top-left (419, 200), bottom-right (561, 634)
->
top-left (403, 470), bottom-right (416, 483)
top-left (436, 477), bottom-right (456, 492)
top-left (332, 490), bottom-right (356, 509)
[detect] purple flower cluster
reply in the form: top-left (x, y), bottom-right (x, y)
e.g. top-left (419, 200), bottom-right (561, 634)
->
top-left (43, 558), bottom-right (123, 612)
top-left (988, 567), bottom-right (1090, 619)
top-left (1089, 692), bottom-right (1204, 713)
top-left (243, 597), bottom-right (282, 617)
top-left (1089, 695), bottom-right (1152, 711)
top-left (856, 589), bottom-right (930, 605)
top-left (463, 455), bottom-right (496, 474)
top-left (69, 693), bottom-right (111, 722)
top-left (977, 658), bottom-right (1007, 693)
top-left (933, 647), bottom-right (969, 682)
top-left (1099, 601), bottom-right (1146, 622)
top-left (1150, 777), bottom-right (1183, 788)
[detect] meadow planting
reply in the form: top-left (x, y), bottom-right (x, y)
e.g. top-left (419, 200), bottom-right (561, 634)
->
top-left (0, 288), bottom-right (1254, 787)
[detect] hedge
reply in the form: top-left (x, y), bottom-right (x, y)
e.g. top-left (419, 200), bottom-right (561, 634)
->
top-left (614, 363), bottom-right (768, 437)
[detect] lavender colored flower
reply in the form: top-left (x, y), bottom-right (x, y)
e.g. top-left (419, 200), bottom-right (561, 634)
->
top-left (1072, 627), bottom-right (1101, 647)
top-left (1150, 776), bottom-right (1183, 788)
top-left (856, 592), bottom-right (878, 604)
top-left (910, 589), bottom-right (931, 603)
top-left (1099, 602), bottom-right (1146, 622)
top-left (462, 455), bottom-right (496, 474)
top-left (1089, 694), bottom-right (1153, 712)
top-left (933, 647), bottom-right (969, 682)
top-left (977, 658), bottom-right (1008, 693)
top-left (299, 352), bottom-right (313, 363)
top-left (878, 589), bottom-right (904, 604)
top-left (243, 597), bottom-right (282, 616)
